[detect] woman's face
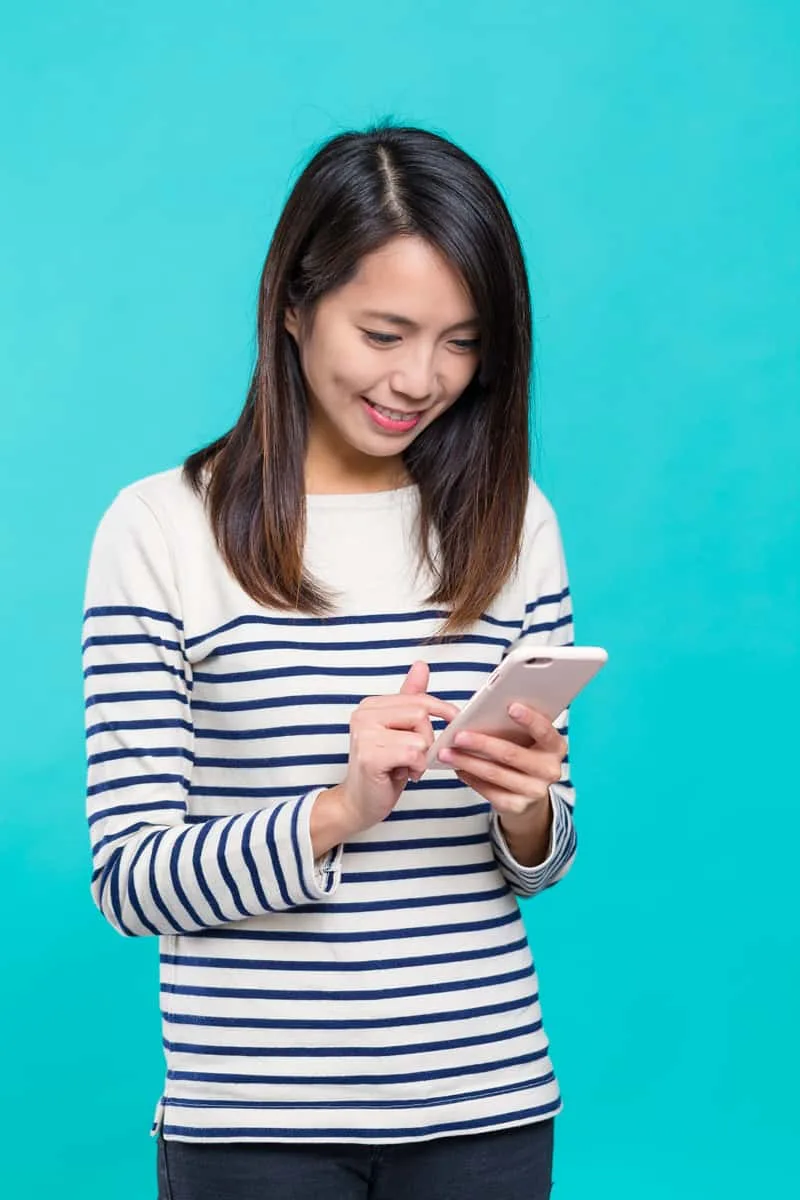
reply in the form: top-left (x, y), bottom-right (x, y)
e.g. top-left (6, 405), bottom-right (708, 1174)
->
top-left (285, 234), bottom-right (481, 487)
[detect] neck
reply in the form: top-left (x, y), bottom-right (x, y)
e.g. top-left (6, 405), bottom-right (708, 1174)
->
top-left (304, 441), bottom-right (411, 496)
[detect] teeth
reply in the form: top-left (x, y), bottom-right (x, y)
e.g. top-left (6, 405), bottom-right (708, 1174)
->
top-left (372, 402), bottom-right (418, 421)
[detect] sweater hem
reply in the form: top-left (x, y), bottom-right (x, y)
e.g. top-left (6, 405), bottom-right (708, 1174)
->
top-left (153, 1082), bottom-right (563, 1144)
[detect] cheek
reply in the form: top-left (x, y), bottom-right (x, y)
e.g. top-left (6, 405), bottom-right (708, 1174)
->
top-left (443, 357), bottom-right (479, 401)
top-left (329, 347), bottom-right (383, 397)
top-left (304, 330), bottom-right (376, 399)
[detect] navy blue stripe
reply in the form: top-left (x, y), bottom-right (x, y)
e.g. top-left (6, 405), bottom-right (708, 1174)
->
top-left (163, 1019), bottom-right (543, 1059)
top-left (126, 830), bottom-right (163, 935)
top-left (88, 796), bottom-right (186, 824)
top-left (294, 884), bottom-right (511, 915)
top-left (106, 848), bottom-right (132, 935)
top-left (166, 1048), bottom-right (547, 1088)
top-left (88, 746), bottom-right (194, 768)
top-left (161, 935), bottom-right (527, 975)
top-left (215, 817), bottom-right (250, 918)
top-left (97, 844), bottom-right (116, 912)
top-left (386, 802), bottom-right (489, 821)
top-left (192, 720), bottom-right (465, 742)
top-left (148, 830), bottom-right (190, 933)
top-left (187, 778), bottom-right (465, 801)
top-left (209, 634), bottom-right (509, 659)
top-left (344, 834), bottom-right (487, 853)
top-left (524, 588), bottom-right (570, 613)
top-left (91, 819), bottom-right (151, 858)
top-left (191, 819), bottom-right (228, 925)
top-left (185, 607), bottom-right (515, 649)
top-left (480, 612), bottom-right (525, 631)
top-left (84, 604), bottom-right (183, 629)
top-left (193, 722), bottom-right (348, 741)
top-left (161, 963), bottom-right (534, 1004)
top-left (86, 718), bottom-right (194, 739)
top-left (341, 860), bottom-right (496, 883)
top-left (84, 662), bottom-right (189, 684)
top-left (163, 1073), bottom-right (547, 1112)
top-left (169, 833), bottom-right (206, 929)
top-left (190, 691), bottom-right (473, 714)
top-left (199, 909), bottom-right (518, 946)
top-left (83, 633), bottom-right (183, 652)
top-left (240, 810), bottom-right (272, 913)
top-left (265, 802), bottom-right (293, 908)
top-left (290, 797), bottom-right (316, 903)
top-left (193, 752), bottom-right (346, 771)
top-left (86, 689), bottom-right (188, 709)
top-left (193, 661), bottom-right (495, 686)
top-left (161, 1097), bottom-right (560, 1140)
top-left (523, 615), bottom-right (573, 637)
top-left (86, 772), bottom-right (190, 801)
top-left (183, 802), bottom-right (488, 826)
top-left (161, 993), bottom-right (535, 1032)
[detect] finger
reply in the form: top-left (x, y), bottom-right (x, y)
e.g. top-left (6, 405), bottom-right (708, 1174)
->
top-left (366, 693), bottom-right (460, 724)
top-left (453, 770), bottom-right (540, 815)
top-left (400, 660), bottom-right (430, 696)
top-left (355, 703), bottom-right (434, 746)
top-left (360, 731), bottom-right (430, 778)
top-left (438, 746), bottom-right (556, 798)
top-left (507, 703), bottom-right (566, 753)
top-left (451, 729), bottom-right (563, 777)
top-left (399, 661), bottom-right (460, 728)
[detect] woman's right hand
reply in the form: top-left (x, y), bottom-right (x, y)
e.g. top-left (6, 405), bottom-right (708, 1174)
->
top-left (310, 661), bottom-right (460, 851)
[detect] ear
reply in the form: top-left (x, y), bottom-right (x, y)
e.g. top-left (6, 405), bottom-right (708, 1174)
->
top-left (284, 305), bottom-right (300, 340)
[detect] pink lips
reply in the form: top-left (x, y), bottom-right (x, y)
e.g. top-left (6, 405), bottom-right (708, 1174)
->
top-left (361, 398), bottom-right (421, 433)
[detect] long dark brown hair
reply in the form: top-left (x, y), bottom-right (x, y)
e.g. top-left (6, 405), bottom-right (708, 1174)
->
top-left (185, 123), bottom-right (533, 636)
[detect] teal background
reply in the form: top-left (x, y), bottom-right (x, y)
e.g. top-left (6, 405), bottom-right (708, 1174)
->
top-left (1, 2), bottom-right (798, 1195)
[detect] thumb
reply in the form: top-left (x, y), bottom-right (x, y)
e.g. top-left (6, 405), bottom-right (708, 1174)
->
top-left (400, 659), bottom-right (429, 695)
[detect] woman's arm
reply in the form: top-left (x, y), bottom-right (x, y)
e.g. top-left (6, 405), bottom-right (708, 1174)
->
top-left (487, 488), bottom-right (578, 897)
top-left (83, 489), bottom-right (343, 938)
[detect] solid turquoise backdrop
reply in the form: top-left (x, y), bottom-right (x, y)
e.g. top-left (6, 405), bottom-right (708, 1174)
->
top-left (1, 2), bottom-right (798, 1196)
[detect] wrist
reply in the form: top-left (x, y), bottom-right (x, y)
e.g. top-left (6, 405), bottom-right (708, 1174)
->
top-left (497, 791), bottom-right (554, 867)
top-left (309, 784), bottom-right (362, 858)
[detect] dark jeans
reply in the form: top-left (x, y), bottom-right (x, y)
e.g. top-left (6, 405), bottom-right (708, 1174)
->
top-left (157, 1118), bottom-right (554, 1200)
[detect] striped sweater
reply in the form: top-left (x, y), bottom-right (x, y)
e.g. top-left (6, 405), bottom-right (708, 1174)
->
top-left (82, 467), bottom-right (577, 1144)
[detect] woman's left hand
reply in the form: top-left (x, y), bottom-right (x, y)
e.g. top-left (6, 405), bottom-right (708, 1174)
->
top-left (437, 702), bottom-right (567, 818)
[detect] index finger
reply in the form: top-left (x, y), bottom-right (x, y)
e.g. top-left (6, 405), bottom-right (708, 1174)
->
top-left (372, 692), bottom-right (460, 723)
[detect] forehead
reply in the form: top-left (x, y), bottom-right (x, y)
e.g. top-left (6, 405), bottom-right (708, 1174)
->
top-left (340, 235), bottom-right (477, 322)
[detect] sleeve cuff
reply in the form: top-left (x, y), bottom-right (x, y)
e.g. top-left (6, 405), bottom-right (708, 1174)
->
top-left (293, 788), bottom-right (344, 901)
top-left (491, 783), bottom-right (576, 897)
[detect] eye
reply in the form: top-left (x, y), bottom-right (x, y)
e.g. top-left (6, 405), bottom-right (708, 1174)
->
top-left (450, 338), bottom-right (481, 352)
top-left (362, 330), bottom-right (400, 346)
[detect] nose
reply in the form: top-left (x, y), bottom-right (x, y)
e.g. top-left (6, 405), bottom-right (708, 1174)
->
top-left (390, 347), bottom-right (436, 404)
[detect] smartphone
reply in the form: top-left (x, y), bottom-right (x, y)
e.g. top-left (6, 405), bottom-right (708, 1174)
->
top-left (425, 644), bottom-right (608, 771)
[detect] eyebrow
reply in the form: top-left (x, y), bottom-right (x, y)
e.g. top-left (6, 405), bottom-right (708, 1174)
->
top-left (359, 310), bottom-right (481, 335)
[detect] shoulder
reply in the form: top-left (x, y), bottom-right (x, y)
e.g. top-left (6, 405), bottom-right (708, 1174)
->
top-left (95, 465), bottom-right (207, 541)
top-left (119, 464), bottom-right (204, 521)
top-left (85, 465), bottom-right (215, 608)
top-left (519, 477), bottom-right (569, 586)
top-left (523, 477), bottom-right (561, 540)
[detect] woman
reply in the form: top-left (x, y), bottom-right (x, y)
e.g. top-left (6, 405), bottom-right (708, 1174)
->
top-left (83, 124), bottom-right (577, 1200)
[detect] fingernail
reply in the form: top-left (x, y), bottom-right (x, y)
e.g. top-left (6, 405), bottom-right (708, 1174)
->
top-left (509, 703), bottom-right (525, 720)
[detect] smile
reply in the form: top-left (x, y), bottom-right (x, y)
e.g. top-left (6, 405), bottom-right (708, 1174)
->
top-left (361, 398), bottom-right (424, 433)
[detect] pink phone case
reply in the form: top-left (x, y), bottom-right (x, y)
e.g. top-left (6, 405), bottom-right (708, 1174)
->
top-left (425, 644), bottom-right (608, 771)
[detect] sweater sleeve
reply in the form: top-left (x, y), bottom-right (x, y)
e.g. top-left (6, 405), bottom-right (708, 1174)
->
top-left (83, 488), bottom-right (343, 938)
top-left (489, 490), bottom-right (578, 898)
